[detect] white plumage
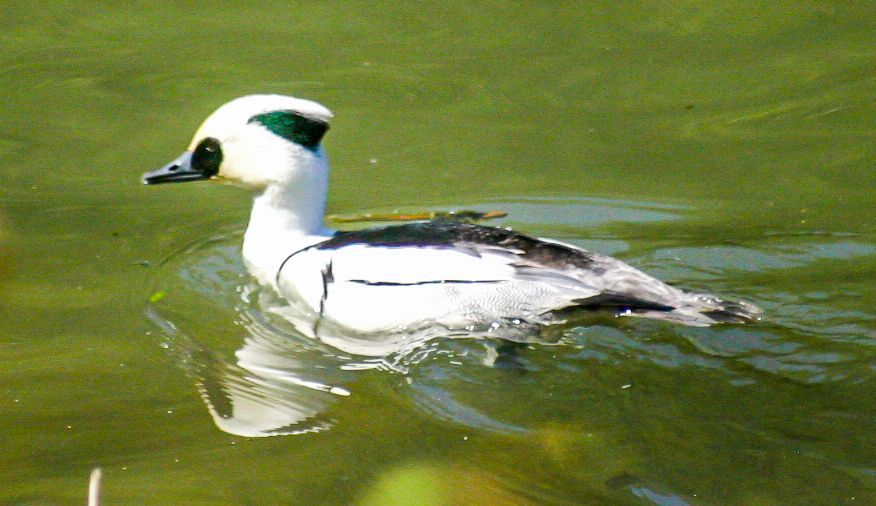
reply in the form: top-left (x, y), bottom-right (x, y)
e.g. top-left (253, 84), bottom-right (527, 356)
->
top-left (144, 94), bottom-right (760, 351)
top-left (278, 243), bottom-right (595, 334)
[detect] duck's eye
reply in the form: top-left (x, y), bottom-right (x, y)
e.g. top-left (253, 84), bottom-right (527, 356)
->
top-left (192, 137), bottom-right (223, 177)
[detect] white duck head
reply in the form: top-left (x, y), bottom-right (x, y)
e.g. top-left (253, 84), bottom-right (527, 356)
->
top-left (144, 95), bottom-right (336, 286)
top-left (143, 94), bottom-right (333, 189)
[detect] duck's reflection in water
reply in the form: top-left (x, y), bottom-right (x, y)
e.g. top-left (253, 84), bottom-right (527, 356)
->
top-left (147, 293), bottom-right (547, 437)
top-left (147, 302), bottom-right (357, 437)
top-left (198, 334), bottom-right (353, 437)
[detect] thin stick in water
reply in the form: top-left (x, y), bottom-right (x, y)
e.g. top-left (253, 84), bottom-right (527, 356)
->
top-left (88, 468), bottom-right (102, 506)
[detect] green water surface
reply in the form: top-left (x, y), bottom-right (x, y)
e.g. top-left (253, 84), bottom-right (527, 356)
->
top-left (1, 2), bottom-right (875, 504)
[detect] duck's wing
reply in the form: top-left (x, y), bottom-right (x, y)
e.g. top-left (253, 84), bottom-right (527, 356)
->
top-left (310, 220), bottom-right (599, 290)
top-left (275, 221), bottom-right (596, 325)
top-left (311, 220), bottom-right (654, 299)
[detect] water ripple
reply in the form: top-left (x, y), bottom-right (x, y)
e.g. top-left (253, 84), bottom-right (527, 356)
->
top-left (144, 197), bottom-right (876, 442)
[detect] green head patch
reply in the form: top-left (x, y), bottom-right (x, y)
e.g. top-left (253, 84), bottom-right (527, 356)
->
top-left (248, 110), bottom-right (330, 149)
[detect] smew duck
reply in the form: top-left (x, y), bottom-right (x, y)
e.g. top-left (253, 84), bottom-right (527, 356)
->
top-left (143, 94), bottom-right (760, 347)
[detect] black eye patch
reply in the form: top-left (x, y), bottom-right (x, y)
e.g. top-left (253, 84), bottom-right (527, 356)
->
top-left (191, 137), bottom-right (223, 177)
top-left (248, 110), bottom-right (330, 149)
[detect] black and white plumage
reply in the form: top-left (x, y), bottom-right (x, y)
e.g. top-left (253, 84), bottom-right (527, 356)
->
top-left (143, 94), bottom-right (760, 354)
top-left (276, 220), bottom-right (758, 336)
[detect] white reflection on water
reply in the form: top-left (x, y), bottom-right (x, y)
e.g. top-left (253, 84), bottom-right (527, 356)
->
top-left (146, 305), bottom-right (351, 437)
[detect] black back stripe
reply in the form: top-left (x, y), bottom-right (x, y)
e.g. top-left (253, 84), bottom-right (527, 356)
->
top-left (348, 279), bottom-right (504, 286)
top-left (317, 220), bottom-right (595, 270)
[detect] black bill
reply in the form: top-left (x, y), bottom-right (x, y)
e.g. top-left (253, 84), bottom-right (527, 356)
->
top-left (142, 151), bottom-right (207, 185)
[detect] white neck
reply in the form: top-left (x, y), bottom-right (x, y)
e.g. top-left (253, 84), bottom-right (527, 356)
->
top-left (241, 150), bottom-right (332, 289)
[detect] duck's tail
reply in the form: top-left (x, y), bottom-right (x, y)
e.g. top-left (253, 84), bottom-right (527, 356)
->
top-left (629, 293), bottom-right (762, 327)
top-left (573, 292), bottom-right (762, 327)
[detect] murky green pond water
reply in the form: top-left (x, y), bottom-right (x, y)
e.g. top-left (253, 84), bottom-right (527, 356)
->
top-left (2, 2), bottom-right (875, 504)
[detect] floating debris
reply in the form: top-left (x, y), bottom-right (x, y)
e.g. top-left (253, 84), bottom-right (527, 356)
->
top-left (328, 209), bottom-right (507, 224)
